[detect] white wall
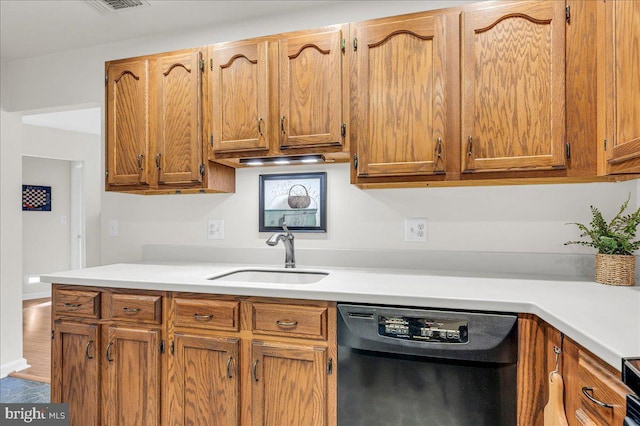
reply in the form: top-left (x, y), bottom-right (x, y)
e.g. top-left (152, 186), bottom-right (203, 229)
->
top-left (22, 157), bottom-right (71, 298)
top-left (0, 109), bottom-right (28, 377)
top-left (22, 125), bottom-right (102, 268)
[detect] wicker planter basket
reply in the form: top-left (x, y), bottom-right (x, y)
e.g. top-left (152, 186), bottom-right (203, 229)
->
top-left (595, 254), bottom-right (636, 286)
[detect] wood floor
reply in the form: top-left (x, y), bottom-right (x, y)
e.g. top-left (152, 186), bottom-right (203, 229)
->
top-left (9, 298), bottom-right (51, 383)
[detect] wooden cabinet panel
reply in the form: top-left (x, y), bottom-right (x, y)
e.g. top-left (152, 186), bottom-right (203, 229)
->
top-left (52, 322), bottom-right (100, 426)
top-left (106, 59), bottom-right (150, 186)
top-left (105, 326), bottom-right (161, 426)
top-left (252, 303), bottom-right (327, 340)
top-left (251, 341), bottom-right (327, 426)
top-left (210, 41), bottom-right (272, 153)
top-left (598, 0), bottom-right (640, 173)
top-left (575, 350), bottom-right (630, 426)
top-left (108, 293), bottom-right (162, 324)
top-left (53, 288), bottom-right (100, 318)
top-left (153, 51), bottom-right (203, 185)
top-left (171, 334), bottom-right (240, 426)
top-left (279, 26), bottom-right (346, 150)
top-left (352, 13), bottom-right (448, 178)
top-left (174, 298), bottom-right (239, 331)
top-left (461, 1), bottom-right (566, 173)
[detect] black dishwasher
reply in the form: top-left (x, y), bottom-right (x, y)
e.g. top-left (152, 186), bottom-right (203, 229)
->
top-left (337, 304), bottom-right (518, 426)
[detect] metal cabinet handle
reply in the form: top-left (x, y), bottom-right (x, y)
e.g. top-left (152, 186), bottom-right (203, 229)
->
top-left (258, 118), bottom-right (264, 136)
top-left (105, 343), bottom-right (114, 362)
top-left (581, 387), bottom-right (614, 409)
top-left (467, 136), bottom-right (473, 156)
top-left (193, 313), bottom-right (213, 320)
top-left (276, 320), bottom-right (298, 328)
top-left (63, 303), bottom-right (81, 308)
top-left (137, 154), bottom-right (144, 170)
top-left (280, 116), bottom-right (286, 134)
top-left (436, 137), bottom-right (443, 158)
top-left (226, 356), bottom-right (234, 379)
top-left (123, 307), bottom-right (140, 314)
top-left (85, 340), bottom-right (94, 360)
top-left (253, 360), bottom-right (259, 382)
top-left (155, 153), bottom-right (161, 169)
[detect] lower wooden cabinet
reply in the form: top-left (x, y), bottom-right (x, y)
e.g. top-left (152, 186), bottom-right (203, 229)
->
top-left (170, 333), bottom-right (240, 426)
top-left (51, 321), bottom-right (100, 426)
top-left (52, 285), bottom-right (336, 426)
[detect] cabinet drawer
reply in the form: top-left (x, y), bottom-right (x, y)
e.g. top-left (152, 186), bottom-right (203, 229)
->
top-left (108, 293), bottom-right (162, 324)
top-left (577, 350), bottom-right (630, 425)
top-left (54, 289), bottom-right (100, 318)
top-left (252, 303), bottom-right (327, 340)
top-left (174, 298), bottom-right (239, 331)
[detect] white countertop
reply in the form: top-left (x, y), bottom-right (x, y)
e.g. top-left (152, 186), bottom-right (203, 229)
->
top-left (41, 261), bottom-right (640, 370)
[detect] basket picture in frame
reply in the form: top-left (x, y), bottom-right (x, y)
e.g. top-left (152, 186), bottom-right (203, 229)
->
top-left (259, 172), bottom-right (327, 233)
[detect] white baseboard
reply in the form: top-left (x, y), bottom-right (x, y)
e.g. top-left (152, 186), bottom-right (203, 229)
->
top-left (22, 291), bottom-right (51, 301)
top-left (0, 358), bottom-right (30, 379)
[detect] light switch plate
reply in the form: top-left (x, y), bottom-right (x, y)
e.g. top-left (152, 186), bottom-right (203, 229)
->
top-left (108, 219), bottom-right (118, 237)
top-left (207, 219), bottom-right (224, 240)
top-left (405, 218), bottom-right (428, 242)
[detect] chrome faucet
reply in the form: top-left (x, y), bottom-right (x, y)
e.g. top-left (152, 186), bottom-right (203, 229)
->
top-left (266, 223), bottom-right (295, 268)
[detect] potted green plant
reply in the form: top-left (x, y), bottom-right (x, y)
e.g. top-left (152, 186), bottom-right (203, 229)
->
top-left (565, 195), bottom-right (640, 286)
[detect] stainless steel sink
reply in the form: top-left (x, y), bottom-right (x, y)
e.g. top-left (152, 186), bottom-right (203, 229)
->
top-left (208, 269), bottom-right (328, 284)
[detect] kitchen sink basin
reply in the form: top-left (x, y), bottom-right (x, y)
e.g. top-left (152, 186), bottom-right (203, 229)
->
top-left (208, 269), bottom-right (328, 285)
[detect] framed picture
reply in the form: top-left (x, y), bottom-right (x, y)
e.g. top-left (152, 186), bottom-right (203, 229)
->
top-left (259, 172), bottom-right (327, 233)
top-left (22, 185), bottom-right (52, 211)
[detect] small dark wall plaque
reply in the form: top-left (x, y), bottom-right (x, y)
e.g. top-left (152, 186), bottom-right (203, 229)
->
top-left (22, 185), bottom-right (52, 211)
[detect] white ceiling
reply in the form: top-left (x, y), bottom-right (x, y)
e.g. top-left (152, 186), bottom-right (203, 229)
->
top-left (0, 0), bottom-right (335, 61)
top-left (2, 0), bottom-right (335, 135)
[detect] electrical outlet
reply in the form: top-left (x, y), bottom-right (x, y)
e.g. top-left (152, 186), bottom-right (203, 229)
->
top-left (405, 218), bottom-right (428, 242)
top-left (108, 219), bottom-right (118, 237)
top-left (207, 219), bottom-right (224, 240)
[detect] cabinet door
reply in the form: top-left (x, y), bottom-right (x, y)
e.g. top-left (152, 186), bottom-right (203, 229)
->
top-left (210, 41), bottom-right (271, 153)
top-left (279, 26), bottom-right (346, 150)
top-left (105, 326), bottom-right (161, 426)
top-left (171, 333), bottom-right (240, 426)
top-left (598, 0), bottom-right (640, 173)
top-left (251, 341), bottom-right (327, 426)
top-left (106, 59), bottom-right (150, 186)
top-left (461, 2), bottom-right (566, 173)
top-left (52, 322), bottom-right (100, 426)
top-left (352, 14), bottom-right (447, 177)
top-left (153, 51), bottom-right (203, 185)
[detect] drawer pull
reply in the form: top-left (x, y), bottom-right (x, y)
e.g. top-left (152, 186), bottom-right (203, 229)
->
top-left (63, 303), bottom-right (81, 308)
top-left (226, 356), bottom-right (234, 379)
top-left (85, 340), bottom-right (94, 360)
top-left (105, 343), bottom-right (114, 362)
top-left (253, 360), bottom-right (259, 382)
top-left (122, 307), bottom-right (141, 314)
top-left (193, 313), bottom-right (213, 320)
top-left (276, 320), bottom-right (298, 328)
top-left (581, 387), bottom-right (614, 409)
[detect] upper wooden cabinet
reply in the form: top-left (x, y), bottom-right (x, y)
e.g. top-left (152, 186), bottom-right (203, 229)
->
top-left (106, 58), bottom-right (150, 187)
top-left (105, 49), bottom-right (235, 194)
top-left (209, 40), bottom-right (273, 154)
top-left (461, 1), bottom-right (566, 174)
top-left (151, 51), bottom-right (203, 186)
top-left (279, 25), bottom-right (348, 151)
top-left (598, 0), bottom-right (640, 174)
top-left (351, 13), bottom-right (451, 180)
top-left (208, 25), bottom-right (349, 160)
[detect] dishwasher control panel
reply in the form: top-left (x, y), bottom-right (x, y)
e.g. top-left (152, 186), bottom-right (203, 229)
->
top-left (378, 315), bottom-right (468, 343)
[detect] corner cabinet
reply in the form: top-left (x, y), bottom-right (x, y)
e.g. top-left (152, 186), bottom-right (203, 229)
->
top-left (350, 12), bottom-right (453, 183)
top-left (461, 1), bottom-right (566, 174)
top-left (598, 0), bottom-right (640, 174)
top-left (105, 49), bottom-right (235, 194)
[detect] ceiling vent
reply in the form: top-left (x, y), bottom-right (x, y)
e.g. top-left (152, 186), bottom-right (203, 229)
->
top-left (84, 0), bottom-right (150, 14)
